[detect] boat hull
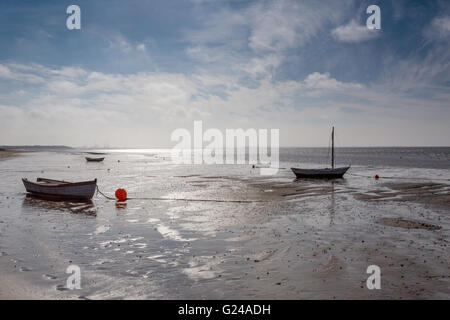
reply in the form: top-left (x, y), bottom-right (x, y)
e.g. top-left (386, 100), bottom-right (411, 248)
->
top-left (22, 178), bottom-right (97, 200)
top-left (291, 166), bottom-right (350, 179)
top-left (85, 157), bottom-right (104, 162)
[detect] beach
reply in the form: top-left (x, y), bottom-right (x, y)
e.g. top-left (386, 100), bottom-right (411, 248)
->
top-left (0, 148), bottom-right (449, 299)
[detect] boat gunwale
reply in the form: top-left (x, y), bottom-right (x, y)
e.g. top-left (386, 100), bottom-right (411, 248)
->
top-left (22, 178), bottom-right (97, 188)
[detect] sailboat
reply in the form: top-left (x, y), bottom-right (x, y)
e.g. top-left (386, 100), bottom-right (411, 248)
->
top-left (291, 127), bottom-right (350, 179)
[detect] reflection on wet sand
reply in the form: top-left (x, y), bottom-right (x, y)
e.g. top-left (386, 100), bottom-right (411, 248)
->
top-left (329, 181), bottom-right (336, 226)
top-left (175, 174), bottom-right (351, 202)
top-left (353, 181), bottom-right (450, 208)
top-left (22, 194), bottom-right (97, 216)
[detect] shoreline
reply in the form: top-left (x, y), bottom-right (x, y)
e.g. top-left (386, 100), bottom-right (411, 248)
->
top-left (0, 150), bottom-right (22, 161)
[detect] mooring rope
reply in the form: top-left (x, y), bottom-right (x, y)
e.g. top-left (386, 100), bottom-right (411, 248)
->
top-left (96, 185), bottom-right (268, 203)
top-left (96, 171), bottom-right (450, 203)
top-left (348, 172), bottom-right (450, 181)
top-left (96, 185), bottom-right (116, 200)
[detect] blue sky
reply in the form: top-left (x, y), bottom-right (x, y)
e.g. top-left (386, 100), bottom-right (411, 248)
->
top-left (0, 0), bottom-right (449, 147)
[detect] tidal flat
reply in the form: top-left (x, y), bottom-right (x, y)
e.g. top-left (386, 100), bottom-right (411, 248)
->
top-left (0, 148), bottom-right (449, 299)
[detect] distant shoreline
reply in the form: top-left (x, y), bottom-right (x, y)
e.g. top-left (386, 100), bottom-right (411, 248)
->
top-left (0, 145), bottom-right (72, 160)
top-left (1, 146), bottom-right (449, 150)
top-left (0, 145), bottom-right (72, 151)
top-left (0, 150), bottom-right (23, 161)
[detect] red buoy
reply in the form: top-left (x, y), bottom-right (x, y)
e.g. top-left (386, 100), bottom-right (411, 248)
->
top-left (115, 188), bottom-right (127, 201)
top-left (374, 174), bottom-right (379, 180)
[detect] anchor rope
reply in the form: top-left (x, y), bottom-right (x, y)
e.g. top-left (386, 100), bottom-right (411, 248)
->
top-left (96, 185), bottom-right (268, 203)
top-left (96, 185), bottom-right (116, 200)
top-left (96, 172), bottom-right (450, 203)
top-left (347, 172), bottom-right (450, 181)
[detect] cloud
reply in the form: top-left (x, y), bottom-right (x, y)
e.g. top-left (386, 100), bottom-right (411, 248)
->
top-left (0, 64), bottom-right (45, 83)
top-left (136, 43), bottom-right (147, 52)
top-left (246, 0), bottom-right (344, 53)
top-left (181, 0), bottom-right (357, 98)
top-left (2, 60), bottom-right (448, 147)
top-left (185, 0), bottom-right (350, 78)
top-left (424, 16), bottom-right (450, 40)
top-left (99, 33), bottom-right (154, 69)
top-left (302, 72), bottom-right (364, 91)
top-left (332, 19), bottom-right (379, 42)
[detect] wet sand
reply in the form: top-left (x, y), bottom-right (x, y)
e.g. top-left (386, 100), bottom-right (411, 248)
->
top-left (0, 269), bottom-right (45, 299)
top-left (353, 182), bottom-right (450, 208)
top-left (0, 150), bottom-right (449, 299)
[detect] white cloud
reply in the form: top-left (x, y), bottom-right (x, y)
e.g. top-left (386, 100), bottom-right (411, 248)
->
top-left (136, 43), bottom-right (147, 52)
top-left (332, 19), bottom-right (379, 42)
top-left (303, 72), bottom-right (364, 91)
top-left (247, 0), bottom-right (339, 53)
top-left (185, 0), bottom-right (350, 79)
top-left (0, 64), bottom-right (45, 83)
top-left (425, 16), bottom-right (450, 40)
top-left (1, 47), bottom-right (449, 147)
top-left (240, 55), bottom-right (283, 79)
top-left (100, 34), bottom-right (153, 67)
top-left (107, 35), bottom-right (133, 53)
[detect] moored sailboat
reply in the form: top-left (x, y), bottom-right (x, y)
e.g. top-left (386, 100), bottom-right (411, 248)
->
top-left (291, 127), bottom-right (350, 179)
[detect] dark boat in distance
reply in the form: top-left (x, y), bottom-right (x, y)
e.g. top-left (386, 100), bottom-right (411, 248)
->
top-left (85, 157), bottom-right (105, 162)
top-left (291, 127), bottom-right (350, 179)
top-left (22, 178), bottom-right (97, 200)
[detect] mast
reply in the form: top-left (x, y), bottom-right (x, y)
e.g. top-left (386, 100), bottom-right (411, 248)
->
top-left (331, 126), bottom-right (334, 169)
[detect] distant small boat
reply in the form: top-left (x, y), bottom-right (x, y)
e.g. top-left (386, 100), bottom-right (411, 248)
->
top-left (22, 178), bottom-right (97, 200)
top-left (291, 127), bottom-right (350, 179)
top-left (85, 157), bottom-right (105, 162)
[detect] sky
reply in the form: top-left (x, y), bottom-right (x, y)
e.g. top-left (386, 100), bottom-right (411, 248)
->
top-left (0, 0), bottom-right (449, 147)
